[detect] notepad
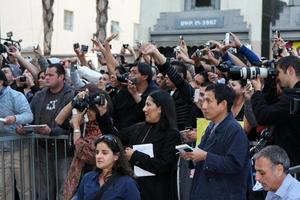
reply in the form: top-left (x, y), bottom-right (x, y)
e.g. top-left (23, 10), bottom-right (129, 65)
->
top-left (132, 143), bottom-right (155, 177)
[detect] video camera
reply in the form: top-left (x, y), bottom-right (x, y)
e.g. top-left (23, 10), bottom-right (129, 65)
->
top-left (0, 31), bottom-right (22, 54)
top-left (217, 60), bottom-right (278, 80)
top-left (72, 93), bottom-right (106, 112)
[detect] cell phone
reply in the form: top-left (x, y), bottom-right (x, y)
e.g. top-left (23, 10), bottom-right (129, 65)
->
top-left (123, 44), bottom-right (129, 49)
top-left (211, 66), bottom-right (216, 73)
top-left (225, 33), bottom-right (230, 45)
top-left (73, 43), bottom-right (80, 49)
top-left (179, 35), bottom-right (184, 40)
top-left (81, 45), bottom-right (89, 53)
top-left (176, 144), bottom-right (194, 153)
top-left (274, 30), bottom-right (280, 38)
top-left (174, 46), bottom-right (180, 53)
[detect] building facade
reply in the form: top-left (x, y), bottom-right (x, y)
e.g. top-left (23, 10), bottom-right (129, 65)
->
top-left (0, 0), bottom-right (140, 55)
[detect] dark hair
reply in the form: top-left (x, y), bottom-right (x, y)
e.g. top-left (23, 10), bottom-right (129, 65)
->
top-left (136, 62), bottom-right (153, 83)
top-left (229, 79), bottom-right (247, 87)
top-left (254, 145), bottom-right (290, 174)
top-left (277, 55), bottom-right (300, 76)
top-left (149, 90), bottom-right (177, 129)
top-left (94, 135), bottom-right (133, 177)
top-left (0, 70), bottom-right (8, 87)
top-left (171, 60), bottom-right (187, 80)
top-left (48, 63), bottom-right (66, 79)
top-left (205, 83), bottom-right (235, 112)
top-left (37, 70), bottom-right (45, 79)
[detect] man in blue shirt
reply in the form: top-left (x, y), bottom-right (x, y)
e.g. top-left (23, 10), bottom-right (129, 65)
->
top-left (254, 145), bottom-right (300, 200)
top-left (182, 83), bottom-right (249, 200)
top-left (0, 70), bottom-right (33, 199)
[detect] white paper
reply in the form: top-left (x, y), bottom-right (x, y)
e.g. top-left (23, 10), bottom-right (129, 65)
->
top-left (132, 143), bottom-right (155, 177)
top-left (23, 124), bottom-right (47, 129)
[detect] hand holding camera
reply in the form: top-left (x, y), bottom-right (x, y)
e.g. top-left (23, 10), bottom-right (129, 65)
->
top-left (6, 45), bottom-right (21, 58)
top-left (227, 32), bottom-right (242, 49)
top-left (33, 44), bottom-right (42, 56)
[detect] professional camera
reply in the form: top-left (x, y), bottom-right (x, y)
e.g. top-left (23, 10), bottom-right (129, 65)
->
top-left (116, 72), bottom-right (129, 83)
top-left (217, 60), bottom-right (278, 80)
top-left (284, 88), bottom-right (300, 115)
top-left (72, 93), bottom-right (106, 112)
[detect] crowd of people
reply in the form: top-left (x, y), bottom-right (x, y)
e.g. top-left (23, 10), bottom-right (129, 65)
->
top-left (0, 31), bottom-right (300, 200)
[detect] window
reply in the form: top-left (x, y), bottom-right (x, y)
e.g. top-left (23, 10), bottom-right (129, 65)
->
top-left (195, 0), bottom-right (211, 7)
top-left (64, 10), bottom-right (74, 31)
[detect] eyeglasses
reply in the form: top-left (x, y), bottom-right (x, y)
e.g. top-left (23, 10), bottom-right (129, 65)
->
top-left (97, 135), bottom-right (120, 152)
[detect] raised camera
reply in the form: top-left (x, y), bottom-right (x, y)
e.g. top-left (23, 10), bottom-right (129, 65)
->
top-left (19, 76), bottom-right (27, 82)
top-left (93, 93), bottom-right (106, 106)
top-left (81, 45), bottom-right (89, 53)
top-left (73, 43), bottom-right (80, 49)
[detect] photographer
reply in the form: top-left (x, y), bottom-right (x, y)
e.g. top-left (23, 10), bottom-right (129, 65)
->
top-left (251, 55), bottom-right (300, 166)
top-left (54, 84), bottom-right (112, 200)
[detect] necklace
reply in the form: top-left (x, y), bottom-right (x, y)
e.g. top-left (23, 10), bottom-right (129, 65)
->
top-left (141, 126), bottom-right (153, 144)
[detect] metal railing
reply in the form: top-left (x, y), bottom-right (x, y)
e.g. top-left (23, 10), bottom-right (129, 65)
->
top-left (0, 133), bottom-right (69, 200)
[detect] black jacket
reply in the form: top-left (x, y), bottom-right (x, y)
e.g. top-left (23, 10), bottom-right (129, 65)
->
top-left (112, 81), bottom-right (158, 131)
top-left (119, 122), bottom-right (181, 200)
top-left (251, 81), bottom-right (300, 166)
top-left (157, 61), bottom-right (194, 130)
top-left (97, 109), bottom-right (181, 200)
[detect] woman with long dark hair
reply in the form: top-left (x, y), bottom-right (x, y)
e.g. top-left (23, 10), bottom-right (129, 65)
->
top-left (118, 90), bottom-right (181, 200)
top-left (72, 134), bottom-right (140, 200)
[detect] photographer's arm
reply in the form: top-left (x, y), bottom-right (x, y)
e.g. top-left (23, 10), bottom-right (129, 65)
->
top-left (74, 45), bottom-right (88, 67)
top-left (127, 45), bottom-right (137, 60)
top-left (8, 47), bottom-right (39, 79)
top-left (33, 45), bottom-right (49, 71)
top-left (91, 36), bottom-right (119, 76)
top-left (227, 52), bottom-right (247, 67)
top-left (55, 101), bottom-right (73, 126)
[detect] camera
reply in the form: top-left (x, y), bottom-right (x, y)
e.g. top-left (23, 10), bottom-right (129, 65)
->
top-left (195, 49), bottom-right (208, 57)
top-left (92, 93), bottom-right (106, 106)
top-left (228, 67), bottom-right (277, 80)
top-left (123, 44), bottom-right (129, 49)
top-left (73, 43), bottom-right (80, 49)
top-left (224, 32), bottom-right (230, 45)
top-left (81, 45), bottom-right (89, 53)
top-left (174, 46), bottom-right (180, 53)
top-left (18, 76), bottom-right (27, 82)
top-left (205, 41), bottom-right (216, 49)
top-left (72, 93), bottom-right (106, 112)
top-left (217, 61), bottom-right (278, 80)
top-left (116, 72), bottom-right (129, 83)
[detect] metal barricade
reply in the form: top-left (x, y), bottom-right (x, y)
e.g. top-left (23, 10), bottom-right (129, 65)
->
top-left (0, 133), bottom-right (69, 200)
top-left (289, 165), bottom-right (300, 180)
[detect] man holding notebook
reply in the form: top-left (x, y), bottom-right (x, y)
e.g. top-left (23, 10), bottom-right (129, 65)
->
top-left (182, 84), bottom-right (249, 200)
